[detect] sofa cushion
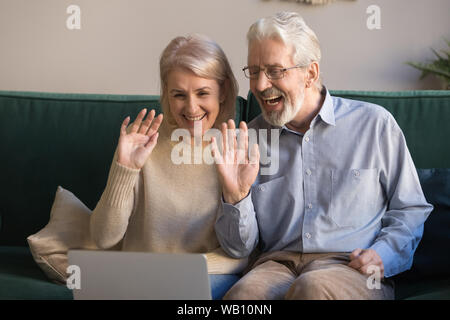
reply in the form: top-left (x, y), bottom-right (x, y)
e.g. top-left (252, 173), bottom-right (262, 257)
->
top-left (405, 169), bottom-right (450, 276)
top-left (27, 186), bottom-right (98, 284)
top-left (395, 277), bottom-right (450, 300)
top-left (393, 168), bottom-right (450, 298)
top-left (417, 168), bottom-right (450, 207)
top-left (0, 246), bottom-right (72, 299)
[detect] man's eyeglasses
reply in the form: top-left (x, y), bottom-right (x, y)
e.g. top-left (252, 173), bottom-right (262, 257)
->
top-left (242, 65), bottom-right (303, 80)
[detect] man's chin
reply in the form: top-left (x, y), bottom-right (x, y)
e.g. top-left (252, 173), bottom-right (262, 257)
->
top-left (259, 101), bottom-right (284, 126)
top-left (262, 110), bottom-right (288, 127)
top-left (266, 98), bottom-right (304, 127)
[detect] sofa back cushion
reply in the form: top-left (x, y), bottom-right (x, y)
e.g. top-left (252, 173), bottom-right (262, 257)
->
top-left (0, 91), bottom-right (157, 245)
top-left (0, 91), bottom-right (246, 246)
top-left (246, 90), bottom-right (450, 168)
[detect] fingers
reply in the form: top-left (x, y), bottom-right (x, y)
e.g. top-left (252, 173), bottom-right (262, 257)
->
top-left (126, 108), bottom-right (163, 136)
top-left (237, 121), bottom-right (247, 155)
top-left (146, 113), bottom-right (164, 137)
top-left (213, 120), bottom-right (261, 167)
top-left (221, 119), bottom-right (239, 152)
top-left (221, 122), bottom-right (228, 154)
top-left (130, 108), bottom-right (147, 133)
top-left (348, 249), bottom-right (384, 277)
top-left (349, 248), bottom-right (363, 261)
top-left (360, 263), bottom-right (384, 277)
top-left (144, 132), bottom-right (159, 150)
top-left (348, 249), bottom-right (370, 270)
top-left (249, 143), bottom-right (260, 165)
top-left (227, 119), bottom-right (237, 152)
top-left (210, 136), bottom-right (223, 164)
top-left (120, 116), bottom-right (131, 136)
top-left (138, 109), bottom-right (155, 134)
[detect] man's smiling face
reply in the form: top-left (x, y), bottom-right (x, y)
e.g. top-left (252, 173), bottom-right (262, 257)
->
top-left (248, 38), bottom-right (306, 127)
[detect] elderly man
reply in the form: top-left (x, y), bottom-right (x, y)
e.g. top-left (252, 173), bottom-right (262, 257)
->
top-left (211, 12), bottom-right (433, 300)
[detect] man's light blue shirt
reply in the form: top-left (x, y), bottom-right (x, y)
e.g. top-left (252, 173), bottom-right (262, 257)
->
top-left (215, 89), bottom-right (433, 277)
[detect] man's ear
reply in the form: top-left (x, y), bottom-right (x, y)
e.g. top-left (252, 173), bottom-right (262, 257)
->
top-left (305, 61), bottom-right (320, 88)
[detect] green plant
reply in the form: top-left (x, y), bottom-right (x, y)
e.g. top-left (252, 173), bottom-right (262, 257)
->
top-left (406, 39), bottom-right (450, 89)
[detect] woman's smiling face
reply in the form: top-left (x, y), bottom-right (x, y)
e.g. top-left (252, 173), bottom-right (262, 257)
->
top-left (168, 67), bottom-right (222, 137)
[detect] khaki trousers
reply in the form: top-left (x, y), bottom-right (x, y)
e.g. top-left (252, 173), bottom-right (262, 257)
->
top-left (223, 251), bottom-right (395, 300)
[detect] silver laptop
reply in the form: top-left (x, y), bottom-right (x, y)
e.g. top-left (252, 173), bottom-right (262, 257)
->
top-left (67, 250), bottom-right (211, 300)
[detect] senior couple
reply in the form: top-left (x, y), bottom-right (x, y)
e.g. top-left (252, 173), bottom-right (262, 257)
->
top-left (90, 12), bottom-right (432, 300)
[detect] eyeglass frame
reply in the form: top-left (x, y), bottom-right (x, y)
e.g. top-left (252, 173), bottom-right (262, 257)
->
top-left (242, 64), bottom-right (304, 80)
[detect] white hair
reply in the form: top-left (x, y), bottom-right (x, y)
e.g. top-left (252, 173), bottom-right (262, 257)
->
top-left (247, 12), bottom-right (322, 88)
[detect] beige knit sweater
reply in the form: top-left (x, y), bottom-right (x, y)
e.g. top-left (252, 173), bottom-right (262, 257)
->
top-left (90, 123), bottom-right (247, 274)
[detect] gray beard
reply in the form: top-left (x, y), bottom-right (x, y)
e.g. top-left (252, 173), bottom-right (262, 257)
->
top-left (262, 95), bottom-right (304, 127)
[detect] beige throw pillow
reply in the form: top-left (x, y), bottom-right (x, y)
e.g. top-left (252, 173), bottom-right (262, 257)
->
top-left (27, 186), bottom-right (98, 284)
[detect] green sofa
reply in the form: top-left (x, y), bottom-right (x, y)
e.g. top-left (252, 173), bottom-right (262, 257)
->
top-left (0, 89), bottom-right (449, 300)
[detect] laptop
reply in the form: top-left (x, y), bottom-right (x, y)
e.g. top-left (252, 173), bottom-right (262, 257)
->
top-left (67, 250), bottom-right (211, 300)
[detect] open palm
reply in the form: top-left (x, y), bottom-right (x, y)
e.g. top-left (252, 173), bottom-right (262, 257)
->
top-left (211, 120), bottom-right (260, 205)
top-left (117, 108), bottom-right (163, 170)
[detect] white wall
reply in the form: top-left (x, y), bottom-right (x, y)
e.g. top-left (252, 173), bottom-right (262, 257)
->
top-left (0, 0), bottom-right (449, 97)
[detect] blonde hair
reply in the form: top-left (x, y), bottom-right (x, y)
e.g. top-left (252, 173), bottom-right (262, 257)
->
top-left (247, 12), bottom-right (322, 88)
top-left (159, 34), bottom-right (238, 129)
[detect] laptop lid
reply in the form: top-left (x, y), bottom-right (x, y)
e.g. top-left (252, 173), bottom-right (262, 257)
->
top-left (67, 250), bottom-right (211, 300)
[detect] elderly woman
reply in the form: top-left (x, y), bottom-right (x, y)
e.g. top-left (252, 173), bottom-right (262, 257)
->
top-left (90, 35), bottom-right (246, 298)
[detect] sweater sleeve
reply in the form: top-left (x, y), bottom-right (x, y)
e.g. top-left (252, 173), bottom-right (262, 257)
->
top-left (205, 247), bottom-right (249, 275)
top-left (90, 151), bottom-right (140, 249)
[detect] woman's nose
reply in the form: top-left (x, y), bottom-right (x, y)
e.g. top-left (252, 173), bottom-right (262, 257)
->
top-left (185, 96), bottom-right (198, 113)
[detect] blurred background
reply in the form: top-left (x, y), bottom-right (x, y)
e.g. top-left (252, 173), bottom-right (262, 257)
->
top-left (0, 0), bottom-right (449, 97)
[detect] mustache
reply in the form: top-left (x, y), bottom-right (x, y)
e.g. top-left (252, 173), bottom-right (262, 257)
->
top-left (259, 87), bottom-right (284, 99)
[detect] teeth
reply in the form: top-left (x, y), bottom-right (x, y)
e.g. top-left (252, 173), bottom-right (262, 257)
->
top-left (185, 114), bottom-right (206, 121)
top-left (265, 96), bottom-right (282, 106)
top-left (264, 96), bottom-right (281, 100)
top-left (264, 96), bottom-right (282, 106)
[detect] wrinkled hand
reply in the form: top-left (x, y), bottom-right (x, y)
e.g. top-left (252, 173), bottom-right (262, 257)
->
top-left (117, 108), bottom-right (163, 170)
top-left (348, 248), bottom-right (384, 278)
top-left (211, 120), bottom-right (260, 205)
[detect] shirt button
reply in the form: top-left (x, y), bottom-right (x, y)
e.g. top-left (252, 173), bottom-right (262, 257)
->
top-left (305, 233), bottom-right (312, 239)
top-left (307, 203), bottom-right (313, 209)
top-left (306, 169), bottom-right (312, 176)
top-left (353, 170), bottom-right (360, 177)
top-left (258, 186), bottom-right (265, 192)
top-left (304, 136), bottom-right (310, 142)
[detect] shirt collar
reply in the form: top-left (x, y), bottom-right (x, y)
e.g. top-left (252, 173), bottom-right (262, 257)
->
top-left (316, 87), bottom-right (336, 127)
top-left (275, 86), bottom-right (335, 136)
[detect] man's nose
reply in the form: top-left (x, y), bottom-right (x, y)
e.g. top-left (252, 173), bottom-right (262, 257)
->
top-left (254, 70), bottom-right (272, 92)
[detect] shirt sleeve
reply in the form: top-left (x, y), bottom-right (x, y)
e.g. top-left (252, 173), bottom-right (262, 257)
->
top-left (214, 191), bottom-right (259, 259)
top-left (370, 114), bottom-right (433, 277)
